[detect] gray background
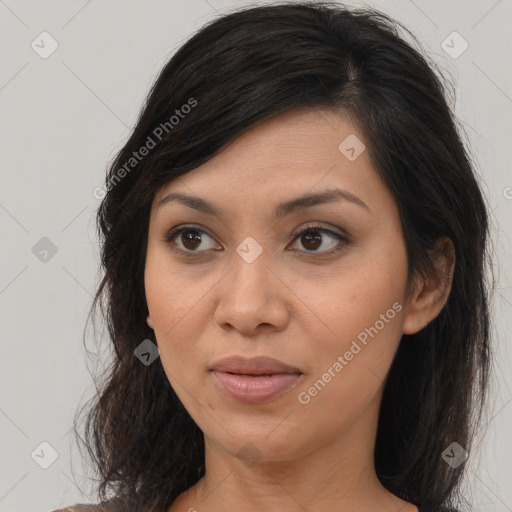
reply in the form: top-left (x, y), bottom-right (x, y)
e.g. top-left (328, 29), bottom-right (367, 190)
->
top-left (0, 1), bottom-right (510, 511)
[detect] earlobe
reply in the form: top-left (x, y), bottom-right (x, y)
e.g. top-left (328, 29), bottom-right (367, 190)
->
top-left (146, 313), bottom-right (154, 329)
top-left (402, 237), bottom-right (455, 335)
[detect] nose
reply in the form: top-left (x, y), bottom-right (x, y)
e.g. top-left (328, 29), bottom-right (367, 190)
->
top-left (213, 249), bottom-right (290, 336)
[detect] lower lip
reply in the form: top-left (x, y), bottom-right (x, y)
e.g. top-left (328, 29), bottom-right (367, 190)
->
top-left (212, 371), bottom-right (303, 404)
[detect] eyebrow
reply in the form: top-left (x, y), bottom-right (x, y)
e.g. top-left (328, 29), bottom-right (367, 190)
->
top-left (156, 187), bottom-right (369, 219)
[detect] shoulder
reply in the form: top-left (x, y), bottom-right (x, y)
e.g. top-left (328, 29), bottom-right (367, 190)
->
top-left (52, 495), bottom-right (152, 512)
top-left (418, 507), bottom-right (461, 512)
top-left (51, 497), bottom-right (137, 512)
top-left (51, 505), bottom-right (106, 512)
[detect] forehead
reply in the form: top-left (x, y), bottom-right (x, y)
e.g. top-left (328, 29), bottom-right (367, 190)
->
top-left (153, 108), bottom-right (390, 216)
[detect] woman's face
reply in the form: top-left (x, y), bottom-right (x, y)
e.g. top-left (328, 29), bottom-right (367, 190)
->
top-left (145, 108), bottom-right (419, 464)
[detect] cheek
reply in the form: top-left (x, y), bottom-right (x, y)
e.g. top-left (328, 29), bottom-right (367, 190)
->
top-left (296, 231), bottom-right (408, 409)
top-left (144, 253), bottom-right (208, 376)
top-left (145, 244), bottom-right (213, 330)
top-left (316, 230), bottom-right (408, 342)
top-left (295, 299), bottom-right (404, 433)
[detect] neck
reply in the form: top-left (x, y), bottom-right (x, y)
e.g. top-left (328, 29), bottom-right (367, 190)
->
top-left (169, 390), bottom-right (417, 512)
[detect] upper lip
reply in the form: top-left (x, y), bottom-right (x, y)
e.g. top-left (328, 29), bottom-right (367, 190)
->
top-left (210, 355), bottom-right (303, 375)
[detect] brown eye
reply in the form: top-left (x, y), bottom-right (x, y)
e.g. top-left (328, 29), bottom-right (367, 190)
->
top-left (164, 223), bottom-right (349, 258)
top-left (300, 230), bottom-right (322, 250)
top-left (291, 225), bottom-right (349, 256)
top-left (180, 229), bottom-right (203, 251)
top-left (165, 226), bottom-right (219, 255)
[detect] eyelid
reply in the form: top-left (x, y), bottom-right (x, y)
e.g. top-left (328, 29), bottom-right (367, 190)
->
top-left (164, 224), bottom-right (220, 256)
top-left (164, 223), bottom-right (218, 244)
top-left (164, 222), bottom-right (350, 257)
top-left (290, 222), bottom-right (348, 241)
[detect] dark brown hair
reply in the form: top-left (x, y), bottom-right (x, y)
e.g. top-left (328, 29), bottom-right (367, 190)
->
top-left (72, 2), bottom-right (493, 511)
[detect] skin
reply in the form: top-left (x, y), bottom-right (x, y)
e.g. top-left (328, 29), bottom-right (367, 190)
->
top-left (144, 108), bottom-right (454, 512)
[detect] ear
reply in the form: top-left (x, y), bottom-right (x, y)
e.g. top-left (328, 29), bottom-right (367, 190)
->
top-left (146, 313), bottom-right (154, 330)
top-left (402, 237), bottom-right (455, 335)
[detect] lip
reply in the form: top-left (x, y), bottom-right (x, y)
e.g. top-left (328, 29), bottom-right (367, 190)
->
top-left (212, 372), bottom-right (303, 404)
top-left (210, 355), bottom-right (303, 375)
top-left (210, 355), bottom-right (304, 404)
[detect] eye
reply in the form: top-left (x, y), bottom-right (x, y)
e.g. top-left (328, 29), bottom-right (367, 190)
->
top-left (289, 223), bottom-right (349, 257)
top-left (164, 223), bottom-right (349, 258)
top-left (165, 225), bottom-right (220, 256)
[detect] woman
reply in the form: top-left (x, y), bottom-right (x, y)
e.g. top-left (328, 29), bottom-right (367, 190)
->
top-left (54, 2), bottom-right (493, 511)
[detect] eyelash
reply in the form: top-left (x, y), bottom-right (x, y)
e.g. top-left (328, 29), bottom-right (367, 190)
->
top-left (164, 223), bottom-right (349, 259)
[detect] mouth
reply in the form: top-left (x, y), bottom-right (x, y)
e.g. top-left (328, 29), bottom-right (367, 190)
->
top-left (226, 372), bottom-right (275, 376)
top-left (210, 355), bottom-right (303, 375)
top-left (211, 371), bottom-right (303, 404)
top-left (209, 355), bottom-right (304, 404)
